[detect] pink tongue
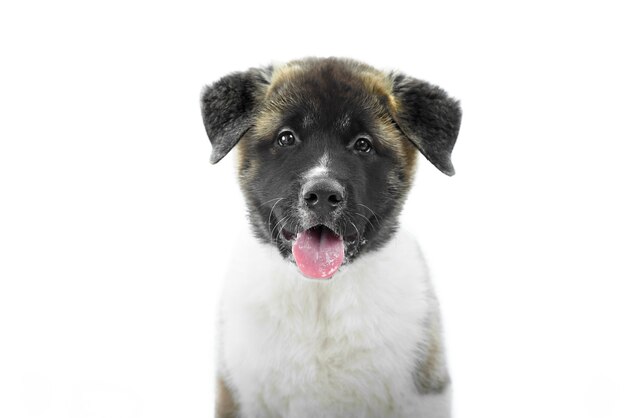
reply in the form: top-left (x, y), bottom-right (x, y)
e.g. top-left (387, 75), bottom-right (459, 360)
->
top-left (292, 227), bottom-right (344, 279)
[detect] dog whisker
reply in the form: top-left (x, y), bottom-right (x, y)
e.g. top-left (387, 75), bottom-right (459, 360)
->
top-left (270, 214), bottom-right (290, 244)
top-left (346, 215), bottom-right (361, 246)
top-left (287, 216), bottom-right (298, 236)
top-left (267, 197), bottom-right (285, 239)
top-left (353, 211), bottom-right (376, 231)
top-left (258, 197), bottom-right (284, 208)
top-left (357, 203), bottom-right (381, 226)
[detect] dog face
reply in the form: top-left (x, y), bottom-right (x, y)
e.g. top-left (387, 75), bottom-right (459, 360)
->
top-left (201, 58), bottom-right (461, 279)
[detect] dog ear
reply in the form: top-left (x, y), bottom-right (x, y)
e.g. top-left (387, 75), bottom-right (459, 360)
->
top-left (200, 67), bottom-right (272, 164)
top-left (390, 74), bottom-right (462, 176)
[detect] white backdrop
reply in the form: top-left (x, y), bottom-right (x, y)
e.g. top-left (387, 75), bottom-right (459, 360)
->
top-left (1, 1), bottom-right (625, 417)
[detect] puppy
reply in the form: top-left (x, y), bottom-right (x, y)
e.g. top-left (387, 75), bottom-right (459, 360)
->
top-left (201, 57), bottom-right (461, 418)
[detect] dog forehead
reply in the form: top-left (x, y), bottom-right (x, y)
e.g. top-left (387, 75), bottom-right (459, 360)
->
top-left (262, 58), bottom-right (395, 124)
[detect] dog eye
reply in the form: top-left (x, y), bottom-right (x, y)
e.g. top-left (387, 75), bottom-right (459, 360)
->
top-left (277, 131), bottom-right (296, 147)
top-left (354, 138), bottom-right (373, 153)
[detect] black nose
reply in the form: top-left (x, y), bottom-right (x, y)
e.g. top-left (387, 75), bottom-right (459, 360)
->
top-left (302, 179), bottom-right (344, 214)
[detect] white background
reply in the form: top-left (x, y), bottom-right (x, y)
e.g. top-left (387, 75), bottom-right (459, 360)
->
top-left (1, 1), bottom-right (625, 417)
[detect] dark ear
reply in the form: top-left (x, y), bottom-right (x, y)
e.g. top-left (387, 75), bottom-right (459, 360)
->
top-left (390, 74), bottom-right (462, 176)
top-left (200, 67), bottom-right (271, 164)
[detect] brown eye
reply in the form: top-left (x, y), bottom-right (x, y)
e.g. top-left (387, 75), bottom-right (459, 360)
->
top-left (354, 137), bottom-right (372, 153)
top-left (277, 131), bottom-right (296, 147)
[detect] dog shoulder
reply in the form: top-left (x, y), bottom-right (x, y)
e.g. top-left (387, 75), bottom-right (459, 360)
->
top-left (216, 376), bottom-right (239, 418)
top-left (413, 307), bottom-right (451, 395)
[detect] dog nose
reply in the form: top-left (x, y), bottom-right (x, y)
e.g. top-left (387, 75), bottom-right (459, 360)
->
top-left (302, 179), bottom-right (344, 214)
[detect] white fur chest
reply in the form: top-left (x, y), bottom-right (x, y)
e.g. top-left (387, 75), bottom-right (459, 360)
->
top-left (219, 230), bottom-right (438, 418)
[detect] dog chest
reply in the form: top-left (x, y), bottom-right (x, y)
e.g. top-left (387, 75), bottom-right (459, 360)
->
top-left (220, 231), bottom-right (432, 417)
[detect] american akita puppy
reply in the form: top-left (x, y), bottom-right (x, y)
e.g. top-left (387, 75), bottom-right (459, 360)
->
top-left (201, 57), bottom-right (462, 418)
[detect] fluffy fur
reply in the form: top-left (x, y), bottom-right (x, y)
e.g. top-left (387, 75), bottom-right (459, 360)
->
top-left (201, 57), bottom-right (461, 417)
top-left (218, 230), bottom-right (450, 418)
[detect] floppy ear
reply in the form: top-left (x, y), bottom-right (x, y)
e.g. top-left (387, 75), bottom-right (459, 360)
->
top-left (390, 74), bottom-right (462, 176)
top-left (200, 67), bottom-right (271, 164)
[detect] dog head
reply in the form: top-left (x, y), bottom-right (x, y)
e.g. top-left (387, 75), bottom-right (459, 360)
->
top-left (201, 58), bottom-right (461, 279)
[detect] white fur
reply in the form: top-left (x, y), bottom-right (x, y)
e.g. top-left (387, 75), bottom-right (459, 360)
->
top-left (218, 229), bottom-right (450, 418)
top-left (303, 153), bottom-right (330, 179)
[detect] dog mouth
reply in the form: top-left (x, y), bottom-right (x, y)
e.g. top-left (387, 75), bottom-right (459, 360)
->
top-left (281, 225), bottom-right (345, 280)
